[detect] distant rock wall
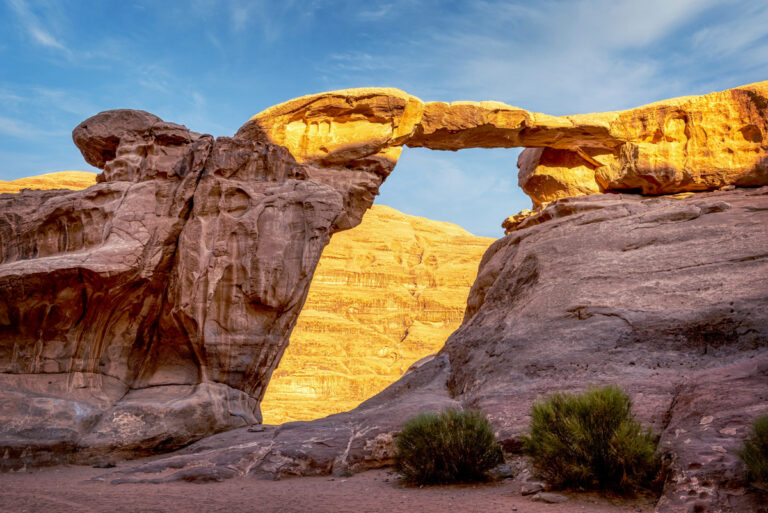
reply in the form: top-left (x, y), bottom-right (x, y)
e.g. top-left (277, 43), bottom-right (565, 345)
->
top-left (0, 171), bottom-right (96, 194)
top-left (261, 205), bottom-right (493, 423)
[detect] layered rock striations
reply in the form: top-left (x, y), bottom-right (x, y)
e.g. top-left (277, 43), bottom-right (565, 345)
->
top-left (261, 205), bottom-right (493, 424)
top-left (245, 81), bottom-right (768, 207)
top-left (519, 84), bottom-right (768, 206)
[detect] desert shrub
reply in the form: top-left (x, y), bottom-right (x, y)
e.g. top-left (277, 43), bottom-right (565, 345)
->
top-left (738, 415), bottom-right (768, 487)
top-left (395, 408), bottom-right (503, 485)
top-left (522, 385), bottom-right (659, 493)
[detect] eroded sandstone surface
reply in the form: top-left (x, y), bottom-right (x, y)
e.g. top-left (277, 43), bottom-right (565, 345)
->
top-left (0, 108), bottom-right (390, 465)
top-left (245, 81), bottom-right (768, 207)
top-left (262, 205), bottom-right (492, 423)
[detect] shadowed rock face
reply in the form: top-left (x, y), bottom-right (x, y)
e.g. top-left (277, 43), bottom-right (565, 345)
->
top-left (0, 109), bottom-right (391, 463)
top-left (244, 82), bottom-right (768, 207)
top-left (0, 169), bottom-right (490, 426)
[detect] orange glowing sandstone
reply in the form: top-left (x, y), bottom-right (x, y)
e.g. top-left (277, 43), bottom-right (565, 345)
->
top-left (247, 81), bottom-right (768, 207)
top-left (261, 205), bottom-right (493, 423)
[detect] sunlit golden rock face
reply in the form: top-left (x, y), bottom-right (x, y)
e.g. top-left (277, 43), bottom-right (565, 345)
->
top-left (520, 82), bottom-right (768, 205)
top-left (247, 81), bottom-right (768, 207)
top-left (260, 205), bottom-right (493, 424)
top-left (0, 171), bottom-right (96, 194)
top-left (239, 88), bottom-right (423, 168)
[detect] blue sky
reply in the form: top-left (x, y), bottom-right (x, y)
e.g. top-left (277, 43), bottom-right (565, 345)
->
top-left (1, 0), bottom-right (767, 237)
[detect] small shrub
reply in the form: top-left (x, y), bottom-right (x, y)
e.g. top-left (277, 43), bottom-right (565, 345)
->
top-left (522, 385), bottom-right (659, 493)
top-left (738, 415), bottom-right (768, 487)
top-left (395, 408), bottom-right (503, 485)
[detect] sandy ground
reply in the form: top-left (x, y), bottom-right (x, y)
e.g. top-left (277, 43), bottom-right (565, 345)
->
top-left (0, 465), bottom-right (656, 513)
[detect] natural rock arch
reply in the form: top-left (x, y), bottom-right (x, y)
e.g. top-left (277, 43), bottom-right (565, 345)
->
top-left (242, 82), bottom-right (768, 208)
top-left (0, 81), bottom-right (767, 466)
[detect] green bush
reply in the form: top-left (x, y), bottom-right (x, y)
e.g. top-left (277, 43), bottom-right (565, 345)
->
top-left (738, 415), bottom-right (768, 487)
top-left (395, 408), bottom-right (503, 485)
top-left (522, 385), bottom-right (659, 493)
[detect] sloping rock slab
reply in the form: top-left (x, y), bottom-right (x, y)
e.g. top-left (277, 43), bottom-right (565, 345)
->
top-left (99, 355), bottom-right (457, 482)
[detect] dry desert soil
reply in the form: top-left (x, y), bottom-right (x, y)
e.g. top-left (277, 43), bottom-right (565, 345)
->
top-left (0, 465), bottom-right (656, 513)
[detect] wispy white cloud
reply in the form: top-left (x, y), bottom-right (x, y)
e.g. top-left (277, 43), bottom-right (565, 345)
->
top-left (0, 89), bottom-right (24, 103)
top-left (353, 0), bottom-right (421, 21)
top-left (28, 25), bottom-right (65, 50)
top-left (691, 3), bottom-right (768, 57)
top-left (0, 114), bottom-right (66, 138)
top-left (319, 0), bottom-right (741, 114)
top-left (226, 0), bottom-right (310, 41)
top-left (6, 0), bottom-right (69, 53)
top-left (29, 87), bottom-right (97, 116)
top-left (356, 5), bottom-right (395, 20)
top-left (565, 0), bottom-right (718, 49)
top-left (205, 31), bottom-right (224, 51)
top-left (135, 64), bottom-right (175, 93)
top-left (229, 0), bottom-right (253, 33)
top-left (0, 85), bottom-right (95, 116)
top-left (429, 0), bottom-right (721, 112)
top-left (191, 91), bottom-right (206, 109)
top-left (326, 52), bottom-right (395, 73)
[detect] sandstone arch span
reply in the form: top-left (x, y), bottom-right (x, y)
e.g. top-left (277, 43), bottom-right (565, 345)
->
top-left (241, 82), bottom-right (768, 208)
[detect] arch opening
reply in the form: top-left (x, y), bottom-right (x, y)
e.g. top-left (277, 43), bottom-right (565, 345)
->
top-left (259, 148), bottom-right (520, 423)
